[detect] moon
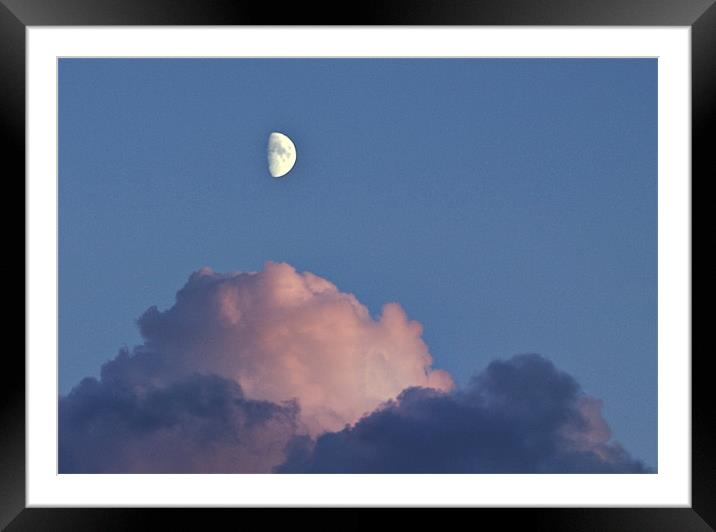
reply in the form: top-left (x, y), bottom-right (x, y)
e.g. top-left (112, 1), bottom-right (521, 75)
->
top-left (267, 132), bottom-right (297, 178)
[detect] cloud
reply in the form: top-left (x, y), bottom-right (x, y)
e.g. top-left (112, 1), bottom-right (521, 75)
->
top-left (60, 261), bottom-right (452, 472)
top-left (277, 354), bottom-right (649, 473)
top-left (60, 371), bottom-right (299, 473)
top-left (126, 261), bottom-right (452, 435)
top-left (59, 262), bottom-right (648, 473)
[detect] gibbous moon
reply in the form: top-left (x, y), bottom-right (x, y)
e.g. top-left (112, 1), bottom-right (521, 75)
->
top-left (267, 132), bottom-right (296, 178)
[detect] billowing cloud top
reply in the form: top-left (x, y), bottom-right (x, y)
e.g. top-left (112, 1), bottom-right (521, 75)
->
top-left (129, 261), bottom-right (452, 435)
top-left (60, 262), bottom-right (649, 474)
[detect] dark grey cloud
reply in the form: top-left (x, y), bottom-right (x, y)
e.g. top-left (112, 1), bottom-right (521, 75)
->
top-left (60, 354), bottom-right (300, 473)
top-left (60, 350), bottom-right (648, 473)
top-left (277, 354), bottom-right (650, 473)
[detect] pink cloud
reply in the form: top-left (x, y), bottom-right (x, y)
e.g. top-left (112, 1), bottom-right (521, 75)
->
top-left (135, 261), bottom-right (453, 435)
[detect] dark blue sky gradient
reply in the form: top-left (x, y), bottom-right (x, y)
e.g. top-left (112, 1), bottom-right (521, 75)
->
top-left (59, 58), bottom-right (657, 467)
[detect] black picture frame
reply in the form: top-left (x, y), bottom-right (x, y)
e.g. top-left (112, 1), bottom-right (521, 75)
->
top-left (3, 1), bottom-right (711, 529)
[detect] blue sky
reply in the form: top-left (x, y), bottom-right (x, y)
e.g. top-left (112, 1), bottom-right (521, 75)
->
top-left (59, 58), bottom-right (657, 468)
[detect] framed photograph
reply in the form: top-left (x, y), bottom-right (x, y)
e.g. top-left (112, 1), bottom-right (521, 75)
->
top-left (5, 0), bottom-right (711, 529)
